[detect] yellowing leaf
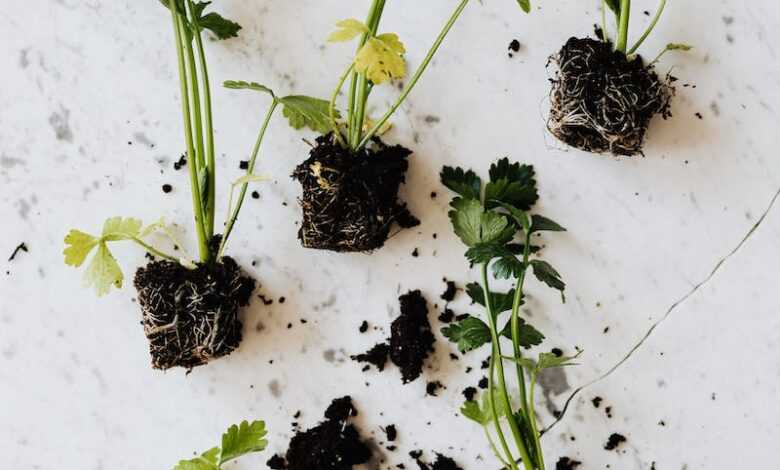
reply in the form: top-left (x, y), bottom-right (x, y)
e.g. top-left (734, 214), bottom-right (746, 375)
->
top-left (83, 243), bottom-right (123, 297)
top-left (328, 18), bottom-right (369, 42)
top-left (355, 34), bottom-right (406, 84)
top-left (232, 174), bottom-right (270, 187)
top-left (63, 230), bottom-right (98, 267)
top-left (101, 217), bottom-right (143, 241)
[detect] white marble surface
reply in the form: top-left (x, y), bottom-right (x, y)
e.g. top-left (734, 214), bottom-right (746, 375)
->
top-left (2, 0), bottom-right (780, 469)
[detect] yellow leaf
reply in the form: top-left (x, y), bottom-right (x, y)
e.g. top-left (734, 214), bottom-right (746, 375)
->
top-left (63, 230), bottom-right (98, 267)
top-left (83, 243), bottom-right (123, 297)
top-left (102, 217), bottom-right (143, 240)
top-left (354, 34), bottom-right (407, 84)
top-left (328, 18), bottom-right (369, 43)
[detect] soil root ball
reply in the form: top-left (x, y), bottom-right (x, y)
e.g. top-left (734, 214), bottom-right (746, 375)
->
top-left (292, 134), bottom-right (420, 253)
top-left (133, 256), bottom-right (255, 370)
top-left (548, 37), bottom-right (674, 156)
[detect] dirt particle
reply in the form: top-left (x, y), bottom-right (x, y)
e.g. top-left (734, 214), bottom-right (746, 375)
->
top-left (8, 242), bottom-right (28, 261)
top-left (239, 160), bottom-right (249, 170)
top-left (440, 279), bottom-right (456, 302)
top-left (162, 184), bottom-right (172, 193)
top-left (173, 154), bottom-right (187, 170)
top-left (463, 386), bottom-right (477, 401)
top-left (591, 396), bottom-right (603, 408)
top-left (390, 290), bottom-right (435, 383)
top-left (508, 39), bottom-right (521, 57)
top-left (604, 433), bottom-right (627, 451)
top-left (426, 380), bottom-right (444, 397)
top-left (359, 320), bottom-right (369, 333)
top-left (351, 343), bottom-right (390, 371)
top-left (555, 457), bottom-right (582, 470)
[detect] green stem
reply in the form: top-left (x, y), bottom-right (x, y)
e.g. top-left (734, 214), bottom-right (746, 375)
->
top-left (482, 264), bottom-right (535, 470)
top-left (345, 73), bottom-right (359, 146)
top-left (131, 238), bottom-right (178, 263)
top-left (487, 356), bottom-right (518, 470)
top-left (615, 0), bottom-right (631, 54)
top-left (190, 2), bottom-right (216, 239)
top-left (484, 426), bottom-right (511, 468)
top-left (510, 236), bottom-right (533, 411)
top-left (528, 373), bottom-right (545, 470)
top-left (628, 0), bottom-right (667, 54)
top-left (170, 4), bottom-right (210, 262)
top-left (218, 100), bottom-right (279, 258)
top-left (329, 62), bottom-right (355, 147)
top-left (350, 0), bottom-right (386, 149)
top-left (357, 0), bottom-right (469, 150)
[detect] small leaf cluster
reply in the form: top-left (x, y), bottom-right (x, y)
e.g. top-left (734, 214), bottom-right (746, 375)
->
top-left (173, 420), bottom-right (268, 470)
top-left (329, 18), bottom-right (407, 85)
top-left (223, 81), bottom-right (337, 134)
top-left (64, 217), bottom-right (183, 297)
top-left (159, 0), bottom-right (241, 40)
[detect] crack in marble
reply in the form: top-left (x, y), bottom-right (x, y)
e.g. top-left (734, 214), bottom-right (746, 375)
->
top-left (544, 185), bottom-right (780, 433)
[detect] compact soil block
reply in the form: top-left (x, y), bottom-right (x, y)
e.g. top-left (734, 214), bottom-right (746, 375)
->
top-left (134, 256), bottom-right (255, 370)
top-left (548, 37), bottom-right (674, 156)
top-left (292, 134), bottom-right (420, 252)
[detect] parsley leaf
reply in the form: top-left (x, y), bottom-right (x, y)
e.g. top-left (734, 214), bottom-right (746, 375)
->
top-left (516, 0), bottom-right (531, 13)
top-left (530, 260), bottom-right (566, 300)
top-left (196, 10), bottom-right (241, 40)
top-left (279, 95), bottom-right (337, 134)
top-left (101, 216), bottom-right (143, 241)
top-left (465, 242), bottom-right (514, 265)
top-left (465, 283), bottom-right (516, 313)
top-left (223, 80), bottom-right (275, 96)
top-left (449, 198), bottom-right (483, 247)
top-left (63, 230), bottom-right (98, 267)
top-left (355, 33), bottom-right (407, 84)
top-left (530, 214), bottom-right (566, 233)
top-left (220, 420), bottom-right (269, 463)
top-left (499, 319), bottom-right (545, 349)
top-left (328, 19), bottom-right (370, 42)
top-left (442, 316), bottom-right (492, 353)
top-left (485, 159), bottom-right (538, 210)
top-left (84, 243), bottom-right (123, 297)
top-left (461, 389), bottom-right (509, 426)
top-left (492, 255), bottom-right (525, 280)
top-left (440, 166), bottom-right (482, 200)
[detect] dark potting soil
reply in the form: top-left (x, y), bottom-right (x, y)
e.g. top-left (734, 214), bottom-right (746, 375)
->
top-left (269, 396), bottom-right (372, 470)
top-left (391, 290), bottom-right (435, 383)
top-left (411, 451), bottom-right (464, 470)
top-left (440, 279), bottom-right (457, 302)
top-left (133, 256), bottom-right (255, 370)
top-left (351, 342), bottom-right (390, 371)
top-left (604, 432), bottom-right (627, 451)
top-left (352, 290), bottom-right (434, 383)
top-left (556, 457), bottom-right (583, 470)
top-left (548, 37), bottom-right (674, 156)
top-left (292, 134), bottom-right (420, 253)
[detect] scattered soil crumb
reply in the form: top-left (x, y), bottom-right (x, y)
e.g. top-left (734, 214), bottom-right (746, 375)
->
top-left (173, 154), bottom-right (187, 170)
top-left (591, 396), bottom-right (603, 408)
top-left (8, 242), bottom-right (28, 261)
top-left (426, 381), bottom-right (444, 397)
top-left (556, 457), bottom-right (583, 470)
top-left (508, 39), bottom-right (521, 58)
top-left (438, 308), bottom-right (455, 323)
top-left (410, 450), bottom-right (464, 470)
top-left (359, 320), bottom-right (369, 333)
top-left (384, 424), bottom-right (397, 442)
top-left (463, 386), bottom-right (477, 401)
top-left (604, 433), bottom-right (627, 451)
top-left (440, 279), bottom-right (456, 302)
top-left (270, 396), bottom-right (372, 469)
top-left (351, 343), bottom-right (390, 371)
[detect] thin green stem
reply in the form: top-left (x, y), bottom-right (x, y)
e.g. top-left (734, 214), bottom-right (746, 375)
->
top-left (615, 0), bottom-right (631, 54)
top-left (487, 357), bottom-right (518, 470)
top-left (218, 100), bottom-right (279, 258)
top-left (628, 0), bottom-right (667, 54)
top-left (510, 235), bottom-right (533, 411)
top-left (170, 4), bottom-right (210, 262)
top-left (329, 62), bottom-right (355, 147)
top-left (357, 0), bottom-right (469, 150)
top-left (131, 238), bottom-right (178, 263)
top-left (482, 264), bottom-right (535, 470)
top-left (181, 19), bottom-right (206, 171)
top-left (350, 0), bottom-right (386, 149)
top-left (528, 373), bottom-right (545, 470)
top-left (484, 426), bottom-right (511, 468)
top-left (190, 1), bottom-right (216, 238)
top-left (346, 73), bottom-right (359, 145)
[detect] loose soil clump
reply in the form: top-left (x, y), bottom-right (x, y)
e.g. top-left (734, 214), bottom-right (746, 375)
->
top-left (556, 457), bottom-right (583, 470)
top-left (134, 256), bottom-right (255, 370)
top-left (268, 396), bottom-right (372, 470)
top-left (292, 134), bottom-right (419, 252)
top-left (411, 450), bottom-right (464, 470)
top-left (351, 290), bottom-right (435, 383)
top-left (548, 37), bottom-right (674, 156)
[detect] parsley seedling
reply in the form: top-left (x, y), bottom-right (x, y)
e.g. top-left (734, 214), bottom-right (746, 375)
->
top-left (441, 159), bottom-right (579, 470)
top-left (172, 420), bottom-right (268, 470)
top-left (602, 0), bottom-right (691, 59)
top-left (64, 2), bottom-right (270, 295)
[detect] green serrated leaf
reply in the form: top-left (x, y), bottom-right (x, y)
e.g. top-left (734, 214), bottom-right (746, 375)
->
top-left (465, 283), bottom-right (516, 314)
top-left (461, 399), bottom-right (488, 425)
top-left (499, 319), bottom-right (545, 349)
top-left (465, 242), bottom-right (513, 265)
top-left (440, 166), bottom-right (482, 200)
top-left (172, 458), bottom-right (218, 470)
top-left (328, 18), bottom-right (369, 42)
top-left (442, 316), bottom-right (492, 353)
top-left (517, 0), bottom-right (531, 13)
top-left (530, 260), bottom-right (566, 299)
top-left (449, 198), bottom-right (483, 247)
top-left (84, 242), bottom-right (123, 297)
top-left (480, 211), bottom-right (510, 245)
top-left (492, 255), bottom-right (525, 280)
top-left (223, 80), bottom-right (275, 97)
top-left (530, 214), bottom-right (566, 233)
top-left (198, 12), bottom-right (241, 40)
top-left (279, 95), bottom-right (337, 134)
top-left (220, 420), bottom-right (268, 463)
top-left (63, 230), bottom-right (98, 267)
top-left (485, 159), bottom-right (538, 210)
top-left (355, 33), bottom-right (407, 84)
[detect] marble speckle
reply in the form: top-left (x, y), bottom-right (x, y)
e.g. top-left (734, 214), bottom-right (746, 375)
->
top-left (48, 105), bottom-right (74, 142)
